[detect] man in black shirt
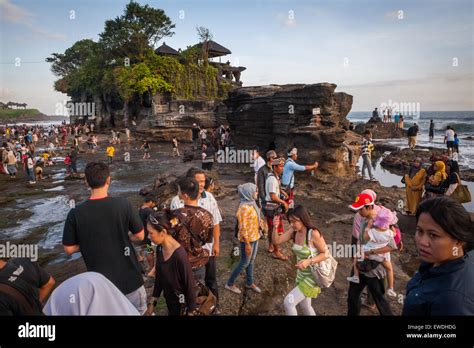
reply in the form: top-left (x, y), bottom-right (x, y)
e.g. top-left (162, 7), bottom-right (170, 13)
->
top-left (191, 123), bottom-right (200, 150)
top-left (0, 258), bottom-right (55, 315)
top-left (62, 162), bottom-right (147, 313)
top-left (407, 123), bottom-right (419, 150)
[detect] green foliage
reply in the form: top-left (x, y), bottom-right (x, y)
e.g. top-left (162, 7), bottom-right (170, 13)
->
top-left (114, 62), bottom-right (175, 101)
top-left (0, 109), bottom-right (41, 119)
top-left (99, 0), bottom-right (175, 62)
top-left (46, 2), bottom-right (230, 107)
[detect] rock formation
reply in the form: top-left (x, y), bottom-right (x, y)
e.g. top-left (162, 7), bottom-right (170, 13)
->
top-left (225, 83), bottom-right (359, 176)
top-left (354, 116), bottom-right (407, 139)
top-left (135, 83), bottom-right (361, 177)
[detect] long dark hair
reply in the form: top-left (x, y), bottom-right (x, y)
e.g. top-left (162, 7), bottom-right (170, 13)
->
top-left (416, 196), bottom-right (474, 252)
top-left (287, 205), bottom-right (320, 236)
top-left (448, 160), bottom-right (460, 175)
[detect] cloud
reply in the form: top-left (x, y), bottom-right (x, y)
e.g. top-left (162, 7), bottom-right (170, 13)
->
top-left (0, 0), bottom-right (34, 24)
top-left (0, 0), bottom-right (66, 40)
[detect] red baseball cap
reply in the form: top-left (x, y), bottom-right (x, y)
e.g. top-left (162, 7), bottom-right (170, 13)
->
top-left (349, 193), bottom-right (374, 210)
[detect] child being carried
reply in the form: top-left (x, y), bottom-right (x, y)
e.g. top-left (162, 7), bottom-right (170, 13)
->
top-left (347, 209), bottom-right (397, 297)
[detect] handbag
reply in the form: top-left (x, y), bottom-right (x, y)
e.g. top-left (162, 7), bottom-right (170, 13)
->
top-left (185, 282), bottom-right (217, 316)
top-left (262, 202), bottom-right (283, 218)
top-left (451, 173), bottom-right (471, 203)
top-left (306, 229), bottom-right (338, 288)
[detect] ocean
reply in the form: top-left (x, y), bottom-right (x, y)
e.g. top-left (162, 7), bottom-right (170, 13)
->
top-left (348, 111), bottom-right (474, 170)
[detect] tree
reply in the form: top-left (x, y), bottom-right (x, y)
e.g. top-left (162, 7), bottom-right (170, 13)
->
top-left (46, 39), bottom-right (99, 78)
top-left (99, 1), bottom-right (175, 62)
top-left (196, 26), bottom-right (213, 65)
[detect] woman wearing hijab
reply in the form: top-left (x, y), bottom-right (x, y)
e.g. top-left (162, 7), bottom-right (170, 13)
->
top-left (225, 183), bottom-right (263, 294)
top-left (403, 157), bottom-right (426, 215)
top-left (425, 160), bottom-right (448, 197)
top-left (43, 272), bottom-right (140, 315)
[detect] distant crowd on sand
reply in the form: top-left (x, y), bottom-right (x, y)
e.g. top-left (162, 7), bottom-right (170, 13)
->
top-left (0, 117), bottom-right (473, 316)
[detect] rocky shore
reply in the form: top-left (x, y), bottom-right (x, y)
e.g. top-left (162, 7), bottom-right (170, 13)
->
top-left (0, 130), bottom-right (426, 316)
top-left (381, 147), bottom-right (474, 181)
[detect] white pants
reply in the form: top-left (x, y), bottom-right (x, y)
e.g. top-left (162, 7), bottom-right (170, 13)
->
top-left (126, 285), bottom-right (147, 315)
top-left (283, 286), bottom-right (316, 316)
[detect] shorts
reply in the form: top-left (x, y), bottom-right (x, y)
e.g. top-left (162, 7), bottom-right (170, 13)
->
top-left (447, 141), bottom-right (454, 149)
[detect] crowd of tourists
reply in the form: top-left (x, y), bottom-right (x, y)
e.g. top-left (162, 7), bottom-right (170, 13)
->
top-left (1, 120), bottom-right (473, 317)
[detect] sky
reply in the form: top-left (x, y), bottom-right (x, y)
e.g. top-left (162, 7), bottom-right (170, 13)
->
top-left (0, 0), bottom-right (473, 115)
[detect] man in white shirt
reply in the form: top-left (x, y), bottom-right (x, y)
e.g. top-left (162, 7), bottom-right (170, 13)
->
top-left (264, 157), bottom-right (289, 261)
top-left (200, 129), bottom-right (207, 148)
top-left (444, 126), bottom-right (456, 156)
top-left (169, 167), bottom-right (222, 305)
top-left (253, 148), bottom-right (266, 184)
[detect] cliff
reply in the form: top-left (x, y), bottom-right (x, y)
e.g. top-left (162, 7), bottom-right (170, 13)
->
top-left (225, 83), bottom-right (359, 176)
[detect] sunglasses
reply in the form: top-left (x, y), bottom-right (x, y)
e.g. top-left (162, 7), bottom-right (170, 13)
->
top-left (148, 214), bottom-right (167, 232)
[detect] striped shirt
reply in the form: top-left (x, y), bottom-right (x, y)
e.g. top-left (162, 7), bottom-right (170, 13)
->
top-left (361, 139), bottom-right (374, 157)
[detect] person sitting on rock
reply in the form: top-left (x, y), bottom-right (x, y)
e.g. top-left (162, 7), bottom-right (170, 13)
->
top-left (425, 160), bottom-right (448, 198)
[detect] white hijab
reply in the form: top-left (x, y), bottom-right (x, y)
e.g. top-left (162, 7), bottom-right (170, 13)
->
top-left (43, 272), bottom-right (140, 316)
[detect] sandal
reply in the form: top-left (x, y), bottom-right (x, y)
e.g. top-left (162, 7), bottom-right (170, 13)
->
top-left (272, 251), bottom-right (289, 261)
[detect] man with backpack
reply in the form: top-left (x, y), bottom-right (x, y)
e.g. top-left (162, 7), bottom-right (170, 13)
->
top-left (256, 150), bottom-right (277, 207)
top-left (170, 168), bottom-right (222, 307)
top-left (172, 177), bottom-right (214, 285)
top-left (264, 157), bottom-right (289, 261)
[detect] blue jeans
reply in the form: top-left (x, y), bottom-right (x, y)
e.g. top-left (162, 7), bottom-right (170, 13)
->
top-left (26, 167), bottom-right (35, 182)
top-left (227, 241), bottom-right (259, 287)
